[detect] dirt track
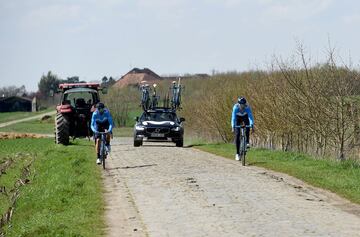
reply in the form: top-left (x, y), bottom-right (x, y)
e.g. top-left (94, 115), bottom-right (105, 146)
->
top-left (103, 137), bottom-right (360, 237)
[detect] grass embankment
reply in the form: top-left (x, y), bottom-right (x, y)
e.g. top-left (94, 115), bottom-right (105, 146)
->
top-left (0, 138), bottom-right (104, 236)
top-left (0, 109), bottom-right (53, 124)
top-left (0, 116), bottom-right (54, 134)
top-left (196, 143), bottom-right (360, 205)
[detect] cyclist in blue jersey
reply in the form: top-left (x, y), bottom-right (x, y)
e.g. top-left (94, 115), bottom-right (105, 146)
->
top-left (91, 102), bottom-right (114, 164)
top-left (231, 97), bottom-right (254, 161)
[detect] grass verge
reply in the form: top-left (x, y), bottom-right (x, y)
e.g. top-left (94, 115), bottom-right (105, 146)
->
top-left (0, 116), bottom-right (54, 134)
top-left (0, 109), bottom-right (53, 124)
top-left (196, 143), bottom-right (360, 205)
top-left (112, 127), bottom-right (133, 137)
top-left (0, 138), bottom-right (104, 236)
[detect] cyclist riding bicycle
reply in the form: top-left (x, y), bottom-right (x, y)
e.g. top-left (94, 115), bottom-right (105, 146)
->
top-left (91, 102), bottom-right (114, 165)
top-left (231, 97), bottom-right (254, 161)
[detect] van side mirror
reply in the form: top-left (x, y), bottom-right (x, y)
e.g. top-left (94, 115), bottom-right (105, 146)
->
top-left (135, 116), bottom-right (139, 122)
top-left (180, 117), bottom-right (185, 123)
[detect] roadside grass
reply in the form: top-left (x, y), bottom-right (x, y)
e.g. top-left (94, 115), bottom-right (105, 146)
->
top-left (0, 138), bottom-right (104, 236)
top-left (0, 116), bottom-right (54, 134)
top-left (196, 143), bottom-right (360, 205)
top-left (0, 108), bottom-right (53, 124)
top-left (126, 108), bottom-right (143, 127)
top-left (112, 126), bottom-right (133, 137)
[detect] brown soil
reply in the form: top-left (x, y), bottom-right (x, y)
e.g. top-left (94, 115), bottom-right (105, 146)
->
top-left (0, 132), bottom-right (48, 140)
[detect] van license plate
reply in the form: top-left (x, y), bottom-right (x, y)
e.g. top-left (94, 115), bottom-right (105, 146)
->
top-left (151, 133), bottom-right (164, 137)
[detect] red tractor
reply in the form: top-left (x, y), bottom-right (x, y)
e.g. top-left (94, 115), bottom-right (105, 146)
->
top-left (55, 83), bottom-right (107, 145)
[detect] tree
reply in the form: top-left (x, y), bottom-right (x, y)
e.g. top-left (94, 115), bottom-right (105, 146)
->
top-left (0, 85), bottom-right (27, 97)
top-left (38, 71), bottom-right (61, 98)
top-left (101, 76), bottom-right (116, 87)
top-left (65, 76), bottom-right (80, 83)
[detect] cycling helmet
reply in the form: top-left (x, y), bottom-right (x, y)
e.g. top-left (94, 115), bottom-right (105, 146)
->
top-left (238, 97), bottom-right (247, 104)
top-left (97, 102), bottom-right (105, 109)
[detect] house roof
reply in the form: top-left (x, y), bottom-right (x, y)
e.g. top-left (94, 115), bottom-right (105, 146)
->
top-left (114, 68), bottom-right (162, 88)
top-left (121, 68), bottom-right (161, 79)
top-left (0, 96), bottom-right (32, 103)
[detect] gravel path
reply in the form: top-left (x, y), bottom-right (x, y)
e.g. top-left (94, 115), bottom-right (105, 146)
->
top-left (103, 137), bottom-right (360, 237)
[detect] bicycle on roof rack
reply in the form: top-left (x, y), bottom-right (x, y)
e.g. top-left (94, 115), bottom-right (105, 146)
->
top-left (139, 82), bottom-right (160, 111)
top-left (170, 78), bottom-right (183, 111)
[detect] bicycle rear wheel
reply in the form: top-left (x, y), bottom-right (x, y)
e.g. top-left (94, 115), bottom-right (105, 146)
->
top-left (241, 135), bottom-right (246, 166)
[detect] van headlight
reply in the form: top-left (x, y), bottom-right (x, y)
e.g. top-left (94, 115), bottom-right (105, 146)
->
top-left (135, 125), bottom-right (145, 131)
top-left (171, 126), bottom-right (181, 131)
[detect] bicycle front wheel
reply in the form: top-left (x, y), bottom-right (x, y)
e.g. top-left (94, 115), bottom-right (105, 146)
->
top-left (100, 142), bottom-right (106, 169)
top-left (241, 136), bottom-right (246, 166)
top-left (102, 154), bottom-right (106, 169)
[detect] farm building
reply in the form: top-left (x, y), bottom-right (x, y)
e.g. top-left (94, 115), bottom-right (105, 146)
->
top-left (0, 96), bottom-right (33, 112)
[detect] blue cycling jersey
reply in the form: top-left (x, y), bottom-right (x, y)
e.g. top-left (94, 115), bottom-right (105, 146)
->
top-left (231, 104), bottom-right (254, 128)
top-left (91, 109), bottom-right (114, 133)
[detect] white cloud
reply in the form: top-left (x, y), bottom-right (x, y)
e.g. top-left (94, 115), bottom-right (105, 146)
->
top-left (342, 14), bottom-right (360, 24)
top-left (22, 4), bottom-right (81, 30)
top-left (259, 0), bottom-right (333, 21)
top-left (201, 0), bottom-right (245, 7)
top-left (136, 0), bottom-right (188, 9)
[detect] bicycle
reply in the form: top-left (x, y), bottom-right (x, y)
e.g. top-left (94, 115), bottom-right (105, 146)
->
top-left (97, 131), bottom-right (109, 169)
top-left (170, 78), bottom-right (183, 110)
top-left (140, 84), bottom-right (151, 111)
top-left (151, 84), bottom-right (160, 108)
top-left (234, 125), bottom-right (251, 166)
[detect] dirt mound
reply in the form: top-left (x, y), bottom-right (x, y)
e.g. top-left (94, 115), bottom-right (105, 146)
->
top-left (0, 132), bottom-right (48, 140)
top-left (41, 115), bottom-right (52, 121)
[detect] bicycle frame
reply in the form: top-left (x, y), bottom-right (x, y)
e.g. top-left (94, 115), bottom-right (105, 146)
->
top-left (97, 132), bottom-right (108, 169)
top-left (151, 84), bottom-right (159, 108)
top-left (234, 125), bottom-right (251, 166)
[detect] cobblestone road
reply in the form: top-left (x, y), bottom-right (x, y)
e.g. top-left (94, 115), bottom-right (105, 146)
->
top-left (103, 137), bottom-right (360, 237)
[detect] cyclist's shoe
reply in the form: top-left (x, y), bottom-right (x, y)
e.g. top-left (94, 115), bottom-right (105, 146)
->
top-left (235, 154), bottom-right (240, 161)
top-left (246, 143), bottom-right (250, 149)
top-left (106, 144), bottom-right (111, 153)
top-left (96, 158), bottom-right (101, 165)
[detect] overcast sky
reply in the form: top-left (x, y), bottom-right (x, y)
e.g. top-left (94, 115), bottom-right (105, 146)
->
top-left (1, 0), bottom-right (360, 91)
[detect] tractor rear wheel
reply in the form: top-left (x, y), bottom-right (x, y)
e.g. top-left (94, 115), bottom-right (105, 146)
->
top-left (55, 113), bottom-right (70, 145)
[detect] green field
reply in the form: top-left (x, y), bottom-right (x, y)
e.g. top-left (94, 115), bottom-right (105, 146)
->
top-left (0, 116), bottom-right (54, 134)
top-left (0, 109), bottom-right (53, 124)
top-left (196, 143), bottom-right (360, 205)
top-left (0, 117), bottom-right (135, 138)
top-left (0, 138), bottom-right (104, 236)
